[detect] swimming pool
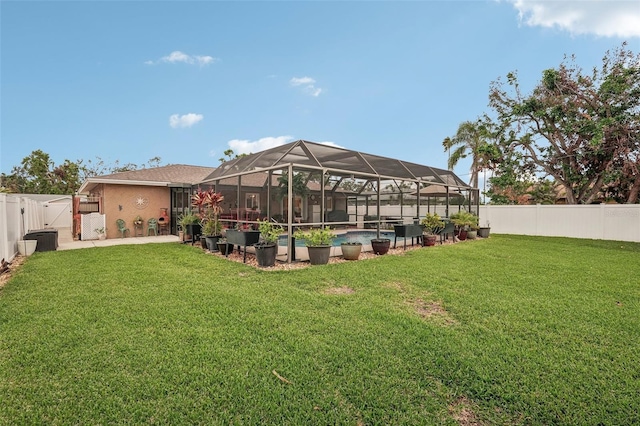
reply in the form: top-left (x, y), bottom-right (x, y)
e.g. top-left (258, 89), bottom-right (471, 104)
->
top-left (279, 230), bottom-right (395, 247)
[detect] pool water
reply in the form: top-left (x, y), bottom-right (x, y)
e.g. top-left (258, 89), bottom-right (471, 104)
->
top-left (279, 230), bottom-right (395, 247)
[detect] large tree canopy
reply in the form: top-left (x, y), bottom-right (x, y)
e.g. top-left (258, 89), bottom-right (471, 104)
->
top-left (1, 151), bottom-right (164, 195)
top-left (489, 43), bottom-right (639, 204)
top-left (1, 150), bottom-right (82, 195)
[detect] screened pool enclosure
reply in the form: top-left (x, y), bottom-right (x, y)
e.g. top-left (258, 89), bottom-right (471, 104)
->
top-left (200, 140), bottom-right (478, 262)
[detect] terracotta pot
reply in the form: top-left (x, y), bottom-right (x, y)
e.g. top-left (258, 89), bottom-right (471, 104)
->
top-left (423, 235), bottom-right (437, 247)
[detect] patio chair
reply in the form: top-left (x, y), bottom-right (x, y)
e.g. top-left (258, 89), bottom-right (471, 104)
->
top-left (116, 219), bottom-right (130, 238)
top-left (147, 218), bottom-right (158, 236)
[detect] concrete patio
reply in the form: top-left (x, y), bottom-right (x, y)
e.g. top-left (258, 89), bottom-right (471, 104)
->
top-left (56, 228), bottom-right (180, 251)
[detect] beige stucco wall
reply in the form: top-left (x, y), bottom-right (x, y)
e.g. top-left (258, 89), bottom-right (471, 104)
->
top-left (103, 184), bottom-right (170, 239)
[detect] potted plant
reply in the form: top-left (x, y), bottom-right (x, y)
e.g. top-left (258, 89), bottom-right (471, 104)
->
top-left (294, 227), bottom-right (335, 265)
top-left (193, 189), bottom-right (225, 251)
top-left (467, 224), bottom-right (478, 240)
top-left (478, 221), bottom-right (491, 238)
top-left (254, 220), bottom-right (284, 267)
top-left (177, 210), bottom-right (200, 242)
top-left (133, 215), bottom-right (144, 236)
top-left (216, 237), bottom-right (233, 256)
top-left (340, 241), bottom-right (362, 260)
top-left (420, 213), bottom-right (445, 247)
top-left (202, 219), bottom-right (223, 250)
top-left (450, 211), bottom-right (478, 241)
top-left (94, 227), bottom-right (107, 240)
top-left (370, 237), bottom-right (391, 255)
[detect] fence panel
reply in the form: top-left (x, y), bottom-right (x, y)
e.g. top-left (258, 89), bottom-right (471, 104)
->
top-left (0, 194), bottom-right (46, 261)
top-left (480, 204), bottom-right (640, 243)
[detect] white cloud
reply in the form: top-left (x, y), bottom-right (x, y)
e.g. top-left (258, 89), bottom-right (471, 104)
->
top-left (290, 76), bottom-right (324, 97)
top-left (290, 76), bottom-right (316, 86)
top-left (162, 51), bottom-right (192, 63)
top-left (508, 0), bottom-right (640, 38)
top-left (169, 113), bottom-right (203, 129)
top-left (306, 86), bottom-right (323, 97)
top-left (225, 137), bottom-right (343, 155)
top-left (146, 51), bottom-right (218, 66)
top-left (227, 136), bottom-right (295, 155)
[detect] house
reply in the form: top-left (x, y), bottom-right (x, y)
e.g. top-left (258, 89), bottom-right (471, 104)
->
top-left (77, 141), bottom-right (475, 253)
top-left (77, 164), bottom-right (215, 239)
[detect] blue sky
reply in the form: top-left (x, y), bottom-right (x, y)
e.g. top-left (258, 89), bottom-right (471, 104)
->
top-left (2, 0), bottom-right (639, 187)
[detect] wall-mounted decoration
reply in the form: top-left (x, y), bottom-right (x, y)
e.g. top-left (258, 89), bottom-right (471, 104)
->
top-left (133, 195), bottom-right (149, 210)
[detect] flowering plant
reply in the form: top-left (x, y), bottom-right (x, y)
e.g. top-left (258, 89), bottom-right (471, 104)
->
top-left (133, 216), bottom-right (143, 226)
top-left (192, 189), bottom-right (224, 236)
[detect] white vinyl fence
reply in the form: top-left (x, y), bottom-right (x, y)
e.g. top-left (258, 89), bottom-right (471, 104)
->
top-left (479, 204), bottom-right (640, 243)
top-left (0, 193), bottom-right (45, 261)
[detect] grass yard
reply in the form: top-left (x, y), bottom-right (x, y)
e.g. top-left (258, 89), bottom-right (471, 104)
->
top-left (1, 235), bottom-right (639, 425)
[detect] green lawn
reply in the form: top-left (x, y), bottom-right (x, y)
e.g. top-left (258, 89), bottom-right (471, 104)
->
top-left (1, 235), bottom-right (638, 425)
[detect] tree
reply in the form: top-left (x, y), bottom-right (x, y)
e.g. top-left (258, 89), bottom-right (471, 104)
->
top-left (1, 152), bottom-right (165, 194)
top-left (443, 120), bottom-right (495, 190)
top-left (219, 149), bottom-right (248, 164)
top-left (276, 171), bottom-right (309, 200)
top-left (489, 42), bottom-right (640, 204)
top-left (1, 150), bottom-right (83, 194)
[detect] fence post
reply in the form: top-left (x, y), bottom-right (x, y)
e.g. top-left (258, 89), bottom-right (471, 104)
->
top-left (0, 194), bottom-right (8, 261)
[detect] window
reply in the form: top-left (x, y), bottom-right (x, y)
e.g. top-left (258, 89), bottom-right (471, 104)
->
top-left (245, 193), bottom-right (260, 210)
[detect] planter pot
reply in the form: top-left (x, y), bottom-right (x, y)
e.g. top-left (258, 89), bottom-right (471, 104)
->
top-left (200, 236), bottom-right (208, 250)
top-left (217, 242), bottom-right (233, 255)
top-left (255, 243), bottom-right (278, 267)
top-left (478, 227), bottom-right (491, 238)
top-left (423, 235), bottom-right (437, 247)
top-left (307, 245), bottom-right (331, 265)
top-left (98, 234), bottom-right (106, 241)
top-left (227, 230), bottom-right (262, 263)
top-left (17, 240), bottom-right (37, 256)
top-left (371, 238), bottom-right (391, 255)
top-left (467, 230), bottom-right (477, 240)
top-left (205, 235), bottom-right (221, 251)
top-left (340, 243), bottom-right (362, 260)
top-left (226, 229), bottom-right (261, 247)
top-left (457, 230), bottom-right (467, 241)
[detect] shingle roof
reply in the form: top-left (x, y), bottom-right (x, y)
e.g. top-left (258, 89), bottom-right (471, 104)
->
top-left (99, 164), bottom-right (215, 185)
top-left (77, 164), bottom-right (216, 194)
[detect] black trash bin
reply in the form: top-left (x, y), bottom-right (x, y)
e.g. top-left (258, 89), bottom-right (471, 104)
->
top-left (24, 229), bottom-right (58, 252)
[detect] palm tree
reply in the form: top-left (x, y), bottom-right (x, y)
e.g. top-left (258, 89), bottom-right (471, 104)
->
top-left (442, 120), bottom-right (490, 189)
